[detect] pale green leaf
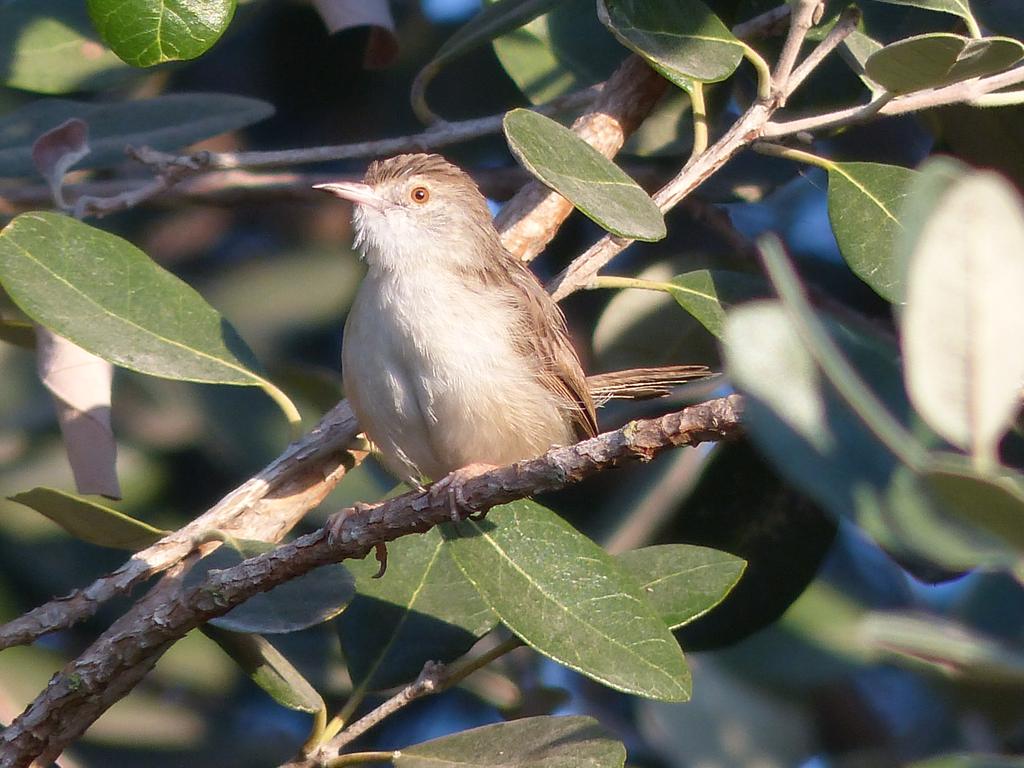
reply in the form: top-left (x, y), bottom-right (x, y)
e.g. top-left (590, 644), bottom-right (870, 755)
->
top-left (618, 545), bottom-right (746, 629)
top-left (504, 109), bottom-right (665, 240)
top-left (444, 500), bottom-right (691, 701)
top-left (865, 34), bottom-right (1024, 94)
top-left (868, 0), bottom-right (977, 25)
top-left (8, 487), bottom-right (167, 550)
top-left (664, 269), bottom-right (767, 338)
top-left (900, 170), bottom-right (1024, 462)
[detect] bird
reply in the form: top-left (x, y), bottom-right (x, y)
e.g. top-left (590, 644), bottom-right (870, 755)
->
top-left (316, 153), bottom-right (710, 521)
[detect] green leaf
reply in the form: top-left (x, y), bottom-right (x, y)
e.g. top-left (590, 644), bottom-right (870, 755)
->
top-left (665, 269), bottom-right (767, 338)
top-left (8, 487), bottom-right (167, 550)
top-left (444, 500), bottom-right (691, 701)
top-left (396, 715), bottom-right (626, 768)
top-left (87, 0), bottom-right (236, 67)
top-left (203, 626), bottom-right (326, 713)
top-left (0, 0), bottom-right (135, 94)
top-left (0, 213), bottom-right (299, 425)
top-left (840, 29), bottom-right (886, 95)
top-left (434, 0), bottom-right (560, 67)
top-left (908, 755), bottom-right (1024, 768)
top-left (867, 0), bottom-right (978, 26)
top-left (0, 94), bottom-right (274, 178)
top-left (598, 0), bottom-right (743, 87)
top-left (185, 539), bottom-right (355, 634)
top-left (924, 462), bottom-right (1024, 555)
top-left (337, 527), bottom-right (498, 691)
top-left (865, 34), bottom-right (1024, 95)
top-left (492, 0), bottom-right (625, 104)
top-left (618, 545), bottom-right (745, 629)
top-left (503, 109), bottom-right (665, 241)
top-left (826, 161), bottom-right (919, 303)
top-left (900, 169), bottom-right (1024, 463)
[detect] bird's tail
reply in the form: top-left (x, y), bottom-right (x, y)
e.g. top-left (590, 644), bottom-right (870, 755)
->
top-left (585, 365), bottom-right (717, 405)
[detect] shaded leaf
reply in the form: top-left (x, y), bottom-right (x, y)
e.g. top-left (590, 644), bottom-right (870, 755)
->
top-left (204, 626), bottom-right (326, 713)
top-left (444, 500), bottom-right (691, 701)
top-left (859, 611), bottom-right (1024, 683)
top-left (868, 0), bottom-right (977, 26)
top-left (396, 715), bottom-right (625, 768)
top-left (840, 29), bottom-right (885, 95)
top-left (0, 213), bottom-right (298, 425)
top-left (504, 109), bottom-right (665, 240)
top-left (35, 328), bottom-right (120, 498)
top-left (618, 545), bottom-right (746, 629)
top-left (908, 755), bottom-right (1024, 768)
top-left (337, 526), bottom-right (497, 691)
top-left (0, 0), bottom-right (134, 94)
top-left (598, 0), bottom-right (743, 87)
top-left (826, 161), bottom-right (918, 303)
top-left (924, 462), bottom-right (1024, 554)
top-left (0, 94), bottom-right (274, 178)
top-left (865, 34), bottom-right (1024, 95)
top-left (900, 169), bottom-right (1024, 463)
top-left (436, 0), bottom-right (560, 67)
top-left (0, 318), bottom-right (36, 348)
top-left (8, 487), bottom-right (167, 550)
top-left (665, 269), bottom-right (767, 338)
top-left (186, 539), bottom-right (355, 634)
top-left (87, 0), bottom-right (237, 67)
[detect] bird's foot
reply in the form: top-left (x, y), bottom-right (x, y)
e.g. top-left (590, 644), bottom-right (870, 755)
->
top-left (325, 501), bottom-right (390, 577)
top-left (429, 463), bottom-right (498, 522)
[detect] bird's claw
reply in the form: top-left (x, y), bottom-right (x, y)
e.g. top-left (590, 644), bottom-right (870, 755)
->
top-left (428, 463), bottom-right (497, 522)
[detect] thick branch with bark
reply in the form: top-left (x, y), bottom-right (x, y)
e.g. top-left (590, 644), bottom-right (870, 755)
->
top-left (0, 395), bottom-right (743, 768)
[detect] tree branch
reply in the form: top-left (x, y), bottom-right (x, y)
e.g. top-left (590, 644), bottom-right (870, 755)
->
top-left (0, 395), bottom-right (743, 768)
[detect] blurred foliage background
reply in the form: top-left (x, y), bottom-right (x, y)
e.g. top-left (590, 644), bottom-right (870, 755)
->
top-left (2, 0), bottom-right (1024, 766)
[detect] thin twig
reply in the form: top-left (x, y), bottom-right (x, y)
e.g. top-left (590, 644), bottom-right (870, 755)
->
top-left (771, 0), bottom-right (824, 100)
top-left (0, 396), bottom-right (743, 768)
top-left (783, 5), bottom-right (861, 96)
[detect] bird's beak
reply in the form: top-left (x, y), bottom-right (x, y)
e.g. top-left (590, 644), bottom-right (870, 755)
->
top-left (313, 181), bottom-right (387, 211)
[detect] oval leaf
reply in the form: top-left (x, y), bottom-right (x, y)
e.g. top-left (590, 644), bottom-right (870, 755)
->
top-left (203, 626), bottom-right (326, 714)
top-left (443, 500), bottom-right (691, 702)
top-left (186, 539), bottom-right (355, 634)
top-left (0, 212), bottom-right (272, 386)
top-left (8, 487), bottom-right (167, 550)
top-left (618, 545), bottom-right (746, 629)
top-left (435, 0), bottom-right (560, 66)
top-left (666, 269), bottom-right (768, 338)
top-left (396, 716), bottom-right (625, 768)
top-left (0, 0), bottom-right (134, 94)
top-left (598, 0), bottom-right (743, 87)
top-left (0, 94), bottom-right (273, 178)
top-left (87, 0), bottom-right (237, 67)
top-left (901, 170), bottom-right (1024, 462)
top-left (504, 109), bottom-right (665, 240)
top-left (337, 526), bottom-right (498, 691)
top-left (826, 161), bottom-right (919, 303)
top-left (865, 34), bottom-right (1024, 95)
top-left (925, 463), bottom-right (1024, 555)
top-left (867, 0), bottom-right (977, 25)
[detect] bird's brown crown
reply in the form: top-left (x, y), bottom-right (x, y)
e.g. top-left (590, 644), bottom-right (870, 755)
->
top-left (364, 153), bottom-right (476, 191)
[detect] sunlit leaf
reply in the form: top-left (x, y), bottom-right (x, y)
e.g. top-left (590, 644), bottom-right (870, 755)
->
top-left (868, 0), bottom-right (978, 26)
top-left (618, 545), bottom-right (746, 629)
top-left (396, 716), bottom-right (626, 768)
top-left (504, 109), bottom-right (665, 240)
top-left (664, 269), bottom-right (767, 338)
top-left (865, 34), bottom-right (1024, 95)
top-left (598, 0), bottom-right (743, 87)
top-left (444, 500), bottom-right (691, 701)
top-left (901, 169), bottom-right (1024, 463)
top-left (826, 161), bottom-right (919, 303)
top-left (87, 0), bottom-right (237, 67)
top-left (8, 487), bottom-right (167, 550)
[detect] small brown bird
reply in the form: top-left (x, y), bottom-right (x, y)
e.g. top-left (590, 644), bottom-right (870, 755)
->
top-left (317, 154), bottom-right (708, 512)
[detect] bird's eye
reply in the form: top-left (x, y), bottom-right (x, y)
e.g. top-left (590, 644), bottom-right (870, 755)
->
top-left (410, 186), bottom-right (430, 204)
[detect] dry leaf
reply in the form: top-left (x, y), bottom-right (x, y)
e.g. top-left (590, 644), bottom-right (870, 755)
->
top-left (35, 326), bottom-right (121, 499)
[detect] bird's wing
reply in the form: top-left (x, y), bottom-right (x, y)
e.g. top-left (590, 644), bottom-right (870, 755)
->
top-left (504, 259), bottom-right (599, 440)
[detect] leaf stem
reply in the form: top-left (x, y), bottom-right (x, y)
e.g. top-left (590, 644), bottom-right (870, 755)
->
top-left (590, 275), bottom-right (676, 293)
top-left (741, 43), bottom-right (774, 100)
top-left (444, 635), bottom-right (524, 689)
top-left (757, 236), bottom-right (928, 470)
top-left (963, 11), bottom-right (982, 39)
top-left (322, 679), bottom-right (370, 743)
top-left (260, 380), bottom-right (303, 439)
top-left (327, 750), bottom-right (396, 767)
top-left (689, 82), bottom-right (709, 161)
top-left (753, 141), bottom-right (837, 171)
